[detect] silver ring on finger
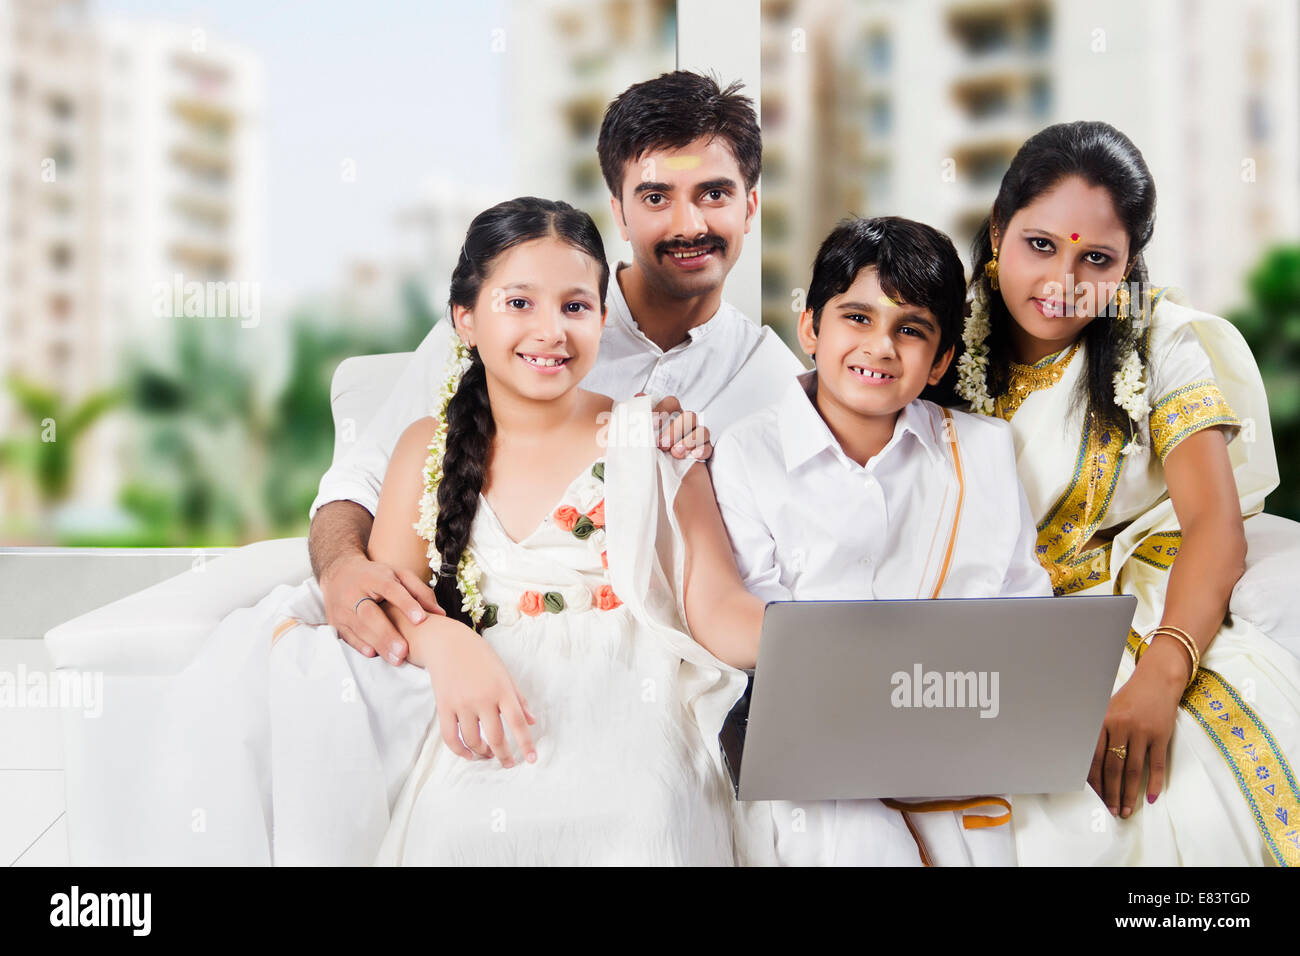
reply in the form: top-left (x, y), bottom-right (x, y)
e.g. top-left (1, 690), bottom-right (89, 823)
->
top-left (354, 595), bottom-right (379, 613)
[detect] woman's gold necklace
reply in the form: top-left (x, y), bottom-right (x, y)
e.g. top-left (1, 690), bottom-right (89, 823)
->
top-left (993, 341), bottom-right (1083, 421)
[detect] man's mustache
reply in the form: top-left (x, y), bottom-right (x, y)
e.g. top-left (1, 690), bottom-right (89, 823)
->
top-left (656, 235), bottom-right (727, 258)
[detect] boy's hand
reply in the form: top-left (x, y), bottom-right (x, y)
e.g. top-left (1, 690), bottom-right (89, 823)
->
top-left (642, 393), bottom-right (712, 461)
top-left (425, 625), bottom-right (538, 767)
top-left (320, 552), bottom-right (444, 664)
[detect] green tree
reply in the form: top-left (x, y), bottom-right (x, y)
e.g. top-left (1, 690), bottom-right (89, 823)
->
top-left (0, 375), bottom-right (123, 535)
top-left (1226, 244), bottom-right (1300, 520)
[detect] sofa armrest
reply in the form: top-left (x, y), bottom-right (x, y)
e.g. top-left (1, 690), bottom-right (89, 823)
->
top-left (44, 537), bottom-right (311, 675)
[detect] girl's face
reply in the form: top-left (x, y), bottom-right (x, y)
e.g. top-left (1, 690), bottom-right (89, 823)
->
top-left (453, 236), bottom-right (606, 403)
top-left (994, 175), bottom-right (1132, 361)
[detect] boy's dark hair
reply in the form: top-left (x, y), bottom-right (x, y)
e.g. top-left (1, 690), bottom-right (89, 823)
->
top-left (806, 216), bottom-right (965, 359)
top-left (597, 71), bottom-right (761, 200)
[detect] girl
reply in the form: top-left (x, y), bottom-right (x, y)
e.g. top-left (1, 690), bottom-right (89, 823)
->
top-left (953, 120), bottom-right (1300, 866)
top-left (272, 197), bottom-right (751, 865)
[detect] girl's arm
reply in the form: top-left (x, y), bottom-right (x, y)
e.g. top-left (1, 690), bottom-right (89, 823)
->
top-left (366, 417), bottom-right (461, 670)
top-left (367, 417), bottom-right (537, 766)
top-left (674, 461), bottom-right (766, 669)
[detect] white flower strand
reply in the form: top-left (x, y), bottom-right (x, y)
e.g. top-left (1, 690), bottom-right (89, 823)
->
top-left (958, 276), bottom-right (1152, 451)
top-left (412, 337), bottom-right (488, 627)
top-left (1114, 346), bottom-right (1150, 456)
top-left (955, 281), bottom-right (995, 415)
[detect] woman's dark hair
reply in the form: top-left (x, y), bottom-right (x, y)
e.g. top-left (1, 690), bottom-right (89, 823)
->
top-left (597, 70), bottom-right (762, 199)
top-left (966, 120), bottom-right (1157, 429)
top-left (806, 215), bottom-right (966, 359)
top-left (433, 197), bottom-right (608, 631)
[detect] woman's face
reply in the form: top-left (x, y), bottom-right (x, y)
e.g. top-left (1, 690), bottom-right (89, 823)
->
top-left (994, 175), bottom-right (1132, 362)
top-left (453, 236), bottom-right (606, 404)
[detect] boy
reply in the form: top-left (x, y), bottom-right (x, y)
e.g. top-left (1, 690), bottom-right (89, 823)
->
top-left (697, 216), bottom-right (1052, 866)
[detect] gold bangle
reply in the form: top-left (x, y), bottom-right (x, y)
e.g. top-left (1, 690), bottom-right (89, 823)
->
top-left (1153, 626), bottom-right (1201, 676)
top-left (1141, 626), bottom-right (1200, 689)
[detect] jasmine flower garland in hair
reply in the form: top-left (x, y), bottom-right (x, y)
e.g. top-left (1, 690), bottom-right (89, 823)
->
top-left (1114, 334), bottom-right (1150, 456)
top-left (956, 279), bottom-right (995, 415)
top-left (412, 336), bottom-right (488, 627)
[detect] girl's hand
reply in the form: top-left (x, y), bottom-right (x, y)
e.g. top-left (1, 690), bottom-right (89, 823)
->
top-left (641, 393), bottom-right (712, 461)
top-left (1088, 642), bottom-right (1187, 818)
top-left (424, 623), bottom-right (537, 767)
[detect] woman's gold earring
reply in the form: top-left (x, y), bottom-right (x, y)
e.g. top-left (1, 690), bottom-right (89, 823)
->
top-left (1114, 276), bottom-right (1131, 322)
top-left (984, 247), bottom-right (1000, 291)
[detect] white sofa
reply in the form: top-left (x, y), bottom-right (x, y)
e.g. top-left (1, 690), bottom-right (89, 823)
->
top-left (44, 350), bottom-right (413, 864)
top-left (42, 346), bottom-right (1300, 864)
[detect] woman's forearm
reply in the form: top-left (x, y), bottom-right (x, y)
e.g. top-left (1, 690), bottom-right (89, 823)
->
top-left (1140, 513), bottom-right (1246, 686)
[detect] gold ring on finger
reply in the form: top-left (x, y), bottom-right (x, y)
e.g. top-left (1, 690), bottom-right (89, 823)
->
top-left (1109, 744), bottom-right (1128, 760)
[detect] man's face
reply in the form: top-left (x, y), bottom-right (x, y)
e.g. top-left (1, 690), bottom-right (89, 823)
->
top-left (610, 135), bottom-right (757, 299)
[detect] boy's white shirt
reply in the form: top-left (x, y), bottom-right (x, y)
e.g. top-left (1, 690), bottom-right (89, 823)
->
top-left (710, 369), bottom-right (1050, 604)
top-left (310, 263), bottom-right (805, 520)
top-left (709, 369), bottom-right (1052, 866)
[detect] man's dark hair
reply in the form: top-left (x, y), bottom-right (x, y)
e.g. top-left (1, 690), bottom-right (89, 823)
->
top-left (807, 216), bottom-right (966, 359)
top-left (597, 71), bottom-right (762, 200)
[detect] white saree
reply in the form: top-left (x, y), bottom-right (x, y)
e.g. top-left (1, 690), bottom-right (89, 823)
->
top-left (996, 287), bottom-right (1300, 866)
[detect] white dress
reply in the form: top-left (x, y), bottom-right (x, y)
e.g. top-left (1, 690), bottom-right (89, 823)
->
top-left (372, 455), bottom-right (733, 865)
top-left (267, 396), bottom-right (750, 865)
top-left (985, 287), bottom-right (1300, 866)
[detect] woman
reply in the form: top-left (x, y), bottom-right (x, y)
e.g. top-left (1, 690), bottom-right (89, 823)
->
top-left (954, 120), bottom-right (1300, 866)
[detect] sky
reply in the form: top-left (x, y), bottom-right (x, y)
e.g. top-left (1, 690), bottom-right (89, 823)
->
top-left (93, 0), bottom-right (511, 299)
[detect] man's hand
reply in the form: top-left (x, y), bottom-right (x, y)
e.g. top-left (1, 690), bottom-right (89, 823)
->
top-left (320, 553), bottom-right (445, 664)
top-left (643, 393), bottom-right (713, 462)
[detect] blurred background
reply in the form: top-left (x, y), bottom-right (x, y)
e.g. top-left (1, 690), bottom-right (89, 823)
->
top-left (1, 0), bottom-right (1296, 552)
top-left (0, 0), bottom-right (675, 546)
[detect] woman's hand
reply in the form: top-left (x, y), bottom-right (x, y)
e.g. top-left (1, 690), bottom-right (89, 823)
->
top-left (1088, 638), bottom-right (1188, 818)
top-left (423, 623), bottom-right (537, 768)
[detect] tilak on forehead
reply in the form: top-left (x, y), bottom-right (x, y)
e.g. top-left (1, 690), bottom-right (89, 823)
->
top-left (662, 155), bottom-right (703, 171)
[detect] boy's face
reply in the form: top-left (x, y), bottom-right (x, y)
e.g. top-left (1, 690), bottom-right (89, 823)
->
top-left (610, 135), bottom-right (757, 299)
top-left (796, 266), bottom-right (953, 421)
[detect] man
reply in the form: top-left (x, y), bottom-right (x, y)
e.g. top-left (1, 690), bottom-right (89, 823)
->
top-left (309, 70), bottom-right (804, 665)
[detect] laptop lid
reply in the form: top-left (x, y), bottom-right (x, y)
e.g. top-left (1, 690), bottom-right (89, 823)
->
top-left (730, 595), bottom-right (1136, 802)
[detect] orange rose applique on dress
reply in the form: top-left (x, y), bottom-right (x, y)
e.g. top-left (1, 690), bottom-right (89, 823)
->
top-left (586, 500), bottom-right (605, 528)
top-left (519, 590), bottom-right (545, 617)
top-left (594, 584), bottom-right (622, 611)
top-left (600, 550), bottom-right (608, 569)
top-left (553, 505), bottom-right (580, 532)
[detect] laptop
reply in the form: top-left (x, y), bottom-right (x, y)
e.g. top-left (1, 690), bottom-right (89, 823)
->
top-left (720, 595), bottom-right (1136, 802)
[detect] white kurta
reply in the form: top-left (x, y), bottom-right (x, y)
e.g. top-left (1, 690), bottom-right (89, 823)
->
top-left (710, 371), bottom-right (1053, 866)
top-left (993, 287), bottom-right (1300, 866)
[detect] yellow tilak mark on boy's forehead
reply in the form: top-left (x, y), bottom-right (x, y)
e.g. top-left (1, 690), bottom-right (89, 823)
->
top-left (878, 294), bottom-right (897, 308)
top-left (663, 155), bottom-right (702, 170)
